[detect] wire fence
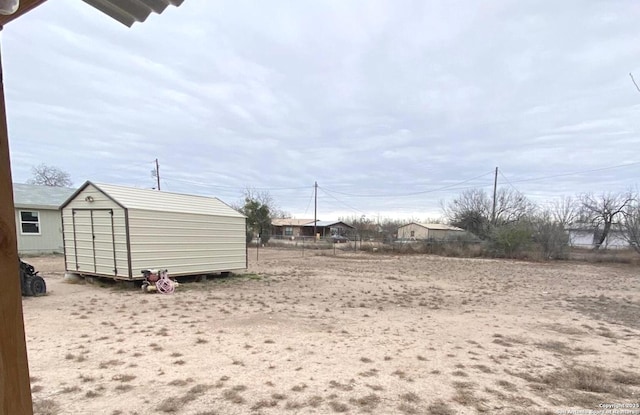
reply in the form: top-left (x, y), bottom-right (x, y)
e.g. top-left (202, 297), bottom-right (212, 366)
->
top-left (250, 236), bottom-right (638, 263)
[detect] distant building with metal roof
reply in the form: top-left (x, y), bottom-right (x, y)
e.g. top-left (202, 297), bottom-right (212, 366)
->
top-left (271, 218), bottom-right (315, 239)
top-left (397, 222), bottom-right (466, 241)
top-left (303, 220), bottom-right (355, 239)
top-left (12, 183), bottom-right (75, 255)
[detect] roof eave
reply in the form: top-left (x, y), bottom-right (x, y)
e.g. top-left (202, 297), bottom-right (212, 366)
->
top-left (0, 0), bottom-right (47, 28)
top-left (81, 0), bottom-right (184, 27)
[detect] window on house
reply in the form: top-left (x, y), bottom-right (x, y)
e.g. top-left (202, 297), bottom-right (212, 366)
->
top-left (284, 227), bottom-right (293, 236)
top-left (20, 211), bottom-right (40, 234)
top-left (410, 230), bottom-right (415, 237)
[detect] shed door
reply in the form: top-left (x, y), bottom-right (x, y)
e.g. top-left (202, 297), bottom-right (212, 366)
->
top-left (72, 209), bottom-right (117, 276)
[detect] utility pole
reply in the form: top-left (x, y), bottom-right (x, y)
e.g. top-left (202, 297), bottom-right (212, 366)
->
top-left (491, 166), bottom-right (498, 224)
top-left (313, 181), bottom-right (317, 240)
top-left (155, 158), bottom-right (161, 191)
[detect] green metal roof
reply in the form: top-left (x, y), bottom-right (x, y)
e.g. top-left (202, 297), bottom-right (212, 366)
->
top-left (12, 183), bottom-right (75, 209)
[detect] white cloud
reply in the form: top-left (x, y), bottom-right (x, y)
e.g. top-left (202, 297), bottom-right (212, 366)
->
top-left (3, 0), bottom-right (640, 221)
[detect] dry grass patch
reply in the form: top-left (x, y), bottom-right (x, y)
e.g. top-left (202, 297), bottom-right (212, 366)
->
top-left (222, 389), bottom-right (246, 404)
top-left (60, 385), bottom-right (81, 394)
top-left (291, 383), bottom-right (307, 392)
top-left (157, 397), bottom-right (182, 413)
top-left (473, 364), bottom-right (492, 373)
top-left (427, 400), bottom-right (455, 415)
top-left (307, 395), bottom-right (324, 407)
top-left (535, 340), bottom-right (580, 355)
top-left (112, 374), bottom-right (136, 382)
top-left (328, 400), bottom-right (349, 412)
top-left (250, 399), bottom-right (278, 410)
top-left (349, 393), bottom-right (381, 412)
top-left (329, 380), bottom-right (354, 391)
top-left (611, 370), bottom-right (640, 385)
top-left (398, 402), bottom-right (420, 414)
top-left (33, 398), bottom-right (61, 415)
top-left (496, 379), bottom-right (517, 391)
top-left (399, 392), bottom-right (421, 403)
top-left (542, 365), bottom-right (630, 395)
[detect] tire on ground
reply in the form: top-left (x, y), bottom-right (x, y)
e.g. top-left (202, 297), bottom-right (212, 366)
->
top-left (22, 275), bottom-right (35, 296)
top-left (29, 275), bottom-right (46, 296)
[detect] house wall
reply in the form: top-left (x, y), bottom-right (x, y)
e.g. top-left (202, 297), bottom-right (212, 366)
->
top-left (14, 208), bottom-right (64, 254)
top-left (62, 184), bottom-right (128, 277)
top-left (127, 209), bottom-right (246, 277)
top-left (569, 230), bottom-right (628, 249)
top-left (272, 225), bottom-right (304, 238)
top-left (397, 224), bottom-right (429, 240)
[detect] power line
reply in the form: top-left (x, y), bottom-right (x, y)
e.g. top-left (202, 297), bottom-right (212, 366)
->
top-left (160, 176), bottom-right (310, 192)
top-left (303, 185), bottom-right (315, 215)
top-left (321, 170), bottom-right (495, 198)
top-left (318, 186), bottom-right (367, 215)
top-left (498, 170), bottom-right (524, 195)
top-left (507, 161), bottom-right (640, 184)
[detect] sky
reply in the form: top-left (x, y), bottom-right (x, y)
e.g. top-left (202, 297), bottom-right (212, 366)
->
top-left (3, 0), bottom-right (640, 221)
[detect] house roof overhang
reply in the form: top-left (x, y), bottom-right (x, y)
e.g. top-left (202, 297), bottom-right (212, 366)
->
top-left (0, 0), bottom-right (184, 28)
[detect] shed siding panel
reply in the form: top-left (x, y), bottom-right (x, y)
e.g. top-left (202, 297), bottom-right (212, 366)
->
top-left (15, 209), bottom-right (64, 254)
top-left (127, 210), bottom-right (246, 276)
top-left (62, 184), bottom-right (129, 277)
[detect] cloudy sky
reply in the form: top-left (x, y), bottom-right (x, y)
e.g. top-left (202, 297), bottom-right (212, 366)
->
top-left (4, 0), bottom-right (640, 220)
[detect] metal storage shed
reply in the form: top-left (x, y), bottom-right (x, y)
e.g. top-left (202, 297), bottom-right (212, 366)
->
top-left (61, 181), bottom-right (246, 280)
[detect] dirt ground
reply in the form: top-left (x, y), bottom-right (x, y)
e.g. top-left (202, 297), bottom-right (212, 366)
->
top-left (23, 248), bottom-right (640, 415)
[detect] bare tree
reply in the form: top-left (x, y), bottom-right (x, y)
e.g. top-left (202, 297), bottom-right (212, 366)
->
top-left (27, 164), bottom-right (72, 187)
top-left (550, 195), bottom-right (579, 228)
top-left (442, 188), bottom-right (492, 239)
top-left (631, 72), bottom-right (640, 93)
top-left (532, 209), bottom-right (570, 259)
top-left (239, 188), bottom-right (290, 219)
top-left (493, 188), bottom-right (536, 224)
top-left (579, 192), bottom-right (634, 250)
top-left (621, 199), bottom-right (640, 254)
top-left (443, 187), bottom-right (534, 239)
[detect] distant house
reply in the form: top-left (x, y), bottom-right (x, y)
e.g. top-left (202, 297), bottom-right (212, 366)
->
top-left (271, 218), bottom-right (315, 239)
top-left (396, 222), bottom-right (465, 241)
top-left (303, 220), bottom-right (355, 239)
top-left (567, 224), bottom-right (628, 249)
top-left (13, 183), bottom-right (75, 255)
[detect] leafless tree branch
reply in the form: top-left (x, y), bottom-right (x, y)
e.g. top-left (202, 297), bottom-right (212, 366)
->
top-left (630, 72), bottom-right (640, 93)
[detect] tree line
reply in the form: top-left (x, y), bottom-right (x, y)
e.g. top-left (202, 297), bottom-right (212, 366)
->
top-left (27, 163), bottom-right (640, 257)
top-left (443, 187), bottom-right (639, 257)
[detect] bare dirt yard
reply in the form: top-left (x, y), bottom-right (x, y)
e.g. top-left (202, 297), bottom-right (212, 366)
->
top-left (24, 248), bottom-right (640, 415)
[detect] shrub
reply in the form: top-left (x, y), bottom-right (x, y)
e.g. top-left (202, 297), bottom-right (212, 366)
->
top-left (489, 222), bottom-right (534, 258)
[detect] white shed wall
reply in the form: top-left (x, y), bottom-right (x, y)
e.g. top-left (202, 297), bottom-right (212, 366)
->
top-left (127, 209), bottom-right (246, 276)
top-left (62, 184), bottom-right (129, 278)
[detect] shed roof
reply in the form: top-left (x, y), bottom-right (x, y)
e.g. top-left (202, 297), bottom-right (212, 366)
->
top-left (13, 183), bottom-right (75, 209)
top-left (399, 222), bottom-right (464, 231)
top-left (272, 218), bottom-right (315, 227)
top-left (63, 181), bottom-right (245, 218)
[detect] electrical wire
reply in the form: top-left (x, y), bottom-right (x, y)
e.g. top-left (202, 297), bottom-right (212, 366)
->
top-left (303, 185), bottom-right (315, 215)
top-left (320, 170), bottom-right (495, 198)
top-left (318, 186), bottom-right (368, 215)
top-left (506, 161), bottom-right (640, 184)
